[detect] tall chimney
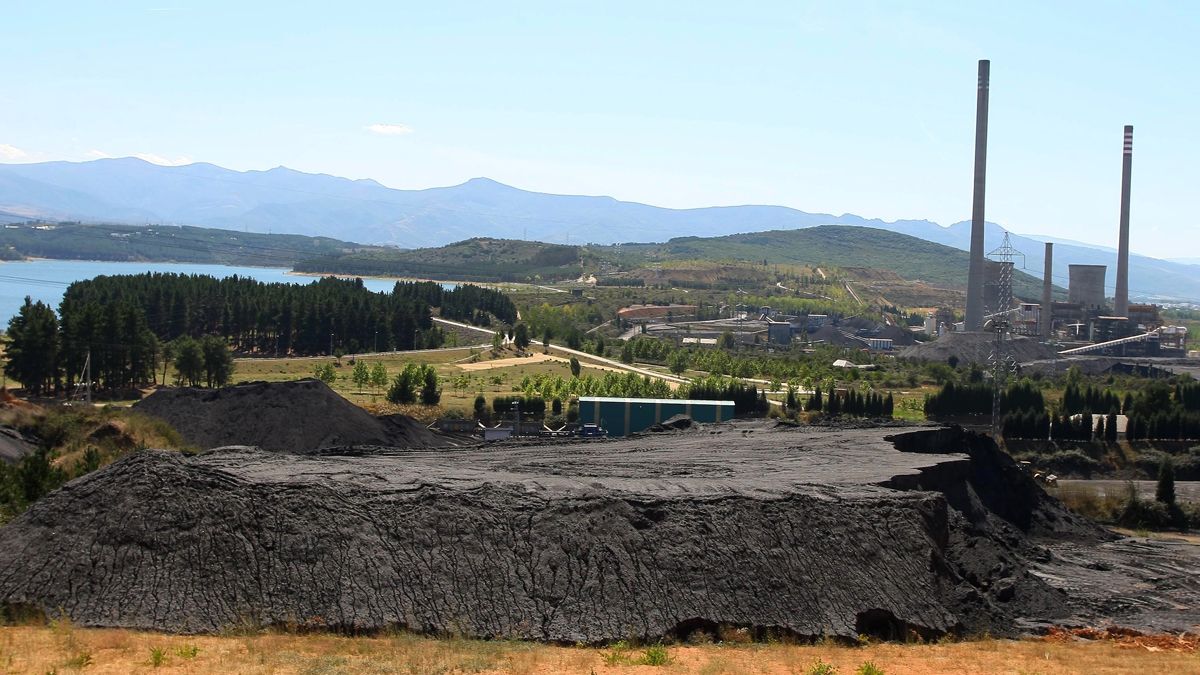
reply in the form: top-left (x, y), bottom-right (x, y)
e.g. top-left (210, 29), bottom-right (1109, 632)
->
top-left (1114, 125), bottom-right (1133, 317)
top-left (1041, 242), bottom-right (1053, 339)
top-left (964, 59), bottom-right (990, 331)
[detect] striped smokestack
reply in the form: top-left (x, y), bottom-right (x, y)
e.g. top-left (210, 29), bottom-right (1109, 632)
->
top-left (1114, 125), bottom-right (1133, 317)
top-left (964, 59), bottom-right (990, 331)
top-left (1041, 242), bottom-right (1053, 339)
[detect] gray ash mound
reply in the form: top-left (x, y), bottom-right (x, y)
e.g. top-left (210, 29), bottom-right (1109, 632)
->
top-left (2, 423), bottom-right (1197, 640)
top-left (132, 379), bottom-right (452, 452)
top-left (900, 331), bottom-right (1059, 365)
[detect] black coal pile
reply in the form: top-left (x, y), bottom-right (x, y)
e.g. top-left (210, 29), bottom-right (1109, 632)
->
top-left (0, 426), bottom-right (38, 465)
top-left (132, 379), bottom-right (452, 453)
top-left (1, 423), bottom-right (1197, 641)
top-left (900, 332), bottom-right (1059, 365)
top-left (643, 414), bottom-right (698, 433)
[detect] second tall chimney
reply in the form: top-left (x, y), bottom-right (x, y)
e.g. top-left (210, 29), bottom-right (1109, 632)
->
top-left (1041, 242), bottom-right (1053, 339)
top-left (1114, 125), bottom-right (1133, 316)
top-left (965, 60), bottom-right (990, 331)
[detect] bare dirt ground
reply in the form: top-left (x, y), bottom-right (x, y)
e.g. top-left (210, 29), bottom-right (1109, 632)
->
top-left (457, 352), bottom-right (567, 371)
top-left (2, 624), bottom-right (1197, 674)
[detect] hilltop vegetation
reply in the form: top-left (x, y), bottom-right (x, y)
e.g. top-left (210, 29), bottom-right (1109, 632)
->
top-left (0, 222), bottom-right (358, 266)
top-left (604, 226), bottom-right (1055, 300)
top-left (295, 237), bottom-right (582, 282)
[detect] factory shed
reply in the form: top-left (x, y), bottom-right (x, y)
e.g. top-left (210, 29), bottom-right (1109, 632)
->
top-left (578, 397), bottom-right (734, 436)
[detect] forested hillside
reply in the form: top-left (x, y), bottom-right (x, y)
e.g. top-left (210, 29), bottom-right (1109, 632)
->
top-left (0, 222), bottom-right (358, 266)
top-left (295, 237), bottom-right (582, 282)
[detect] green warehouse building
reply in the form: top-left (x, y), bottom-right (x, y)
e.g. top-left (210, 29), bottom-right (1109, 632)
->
top-left (578, 396), bottom-right (735, 436)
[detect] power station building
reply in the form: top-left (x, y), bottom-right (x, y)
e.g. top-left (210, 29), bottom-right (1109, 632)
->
top-left (578, 396), bottom-right (734, 436)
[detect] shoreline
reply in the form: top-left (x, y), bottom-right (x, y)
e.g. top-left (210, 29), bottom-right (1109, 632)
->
top-left (284, 269), bottom-right (472, 287)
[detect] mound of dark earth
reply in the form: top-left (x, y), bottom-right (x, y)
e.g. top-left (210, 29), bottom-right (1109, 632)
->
top-left (132, 379), bottom-right (452, 452)
top-left (0, 425), bottom-right (38, 465)
top-left (1, 424), bottom-right (1198, 641)
top-left (900, 331), bottom-right (1059, 365)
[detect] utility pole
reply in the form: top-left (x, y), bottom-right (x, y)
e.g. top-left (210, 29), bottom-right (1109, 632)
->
top-left (329, 332), bottom-right (334, 356)
top-left (85, 349), bottom-right (92, 405)
top-left (374, 330), bottom-right (378, 353)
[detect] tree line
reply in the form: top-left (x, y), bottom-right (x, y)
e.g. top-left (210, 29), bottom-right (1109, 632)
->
top-left (4, 274), bottom-right (515, 395)
top-left (923, 381), bottom-right (1045, 418)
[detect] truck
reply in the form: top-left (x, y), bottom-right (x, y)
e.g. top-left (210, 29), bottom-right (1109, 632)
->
top-left (576, 423), bottom-right (608, 438)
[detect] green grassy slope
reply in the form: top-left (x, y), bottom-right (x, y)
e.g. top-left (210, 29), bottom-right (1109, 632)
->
top-left (605, 225), bottom-right (1057, 300)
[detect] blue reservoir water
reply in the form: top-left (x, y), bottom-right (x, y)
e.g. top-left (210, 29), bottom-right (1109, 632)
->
top-left (0, 260), bottom-right (454, 322)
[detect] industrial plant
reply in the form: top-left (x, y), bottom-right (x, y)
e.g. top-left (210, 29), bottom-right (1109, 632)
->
top-left (953, 67), bottom-right (1187, 358)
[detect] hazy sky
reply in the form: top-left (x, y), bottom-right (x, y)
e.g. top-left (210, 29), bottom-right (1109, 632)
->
top-left (2, 2), bottom-right (1196, 258)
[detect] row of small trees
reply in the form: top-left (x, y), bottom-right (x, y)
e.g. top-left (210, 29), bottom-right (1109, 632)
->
top-left (791, 386), bottom-right (894, 418)
top-left (314, 360), bottom-right (441, 406)
top-left (923, 380), bottom-right (1046, 418)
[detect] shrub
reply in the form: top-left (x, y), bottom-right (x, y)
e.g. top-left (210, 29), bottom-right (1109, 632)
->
top-left (807, 659), bottom-right (839, 675)
top-left (176, 644), bottom-right (200, 659)
top-left (602, 640), bottom-right (630, 666)
top-left (640, 644), bottom-right (671, 666)
top-left (857, 662), bottom-right (885, 675)
top-left (1156, 456), bottom-right (1177, 506)
top-left (149, 647), bottom-right (168, 667)
top-left (63, 651), bottom-right (93, 669)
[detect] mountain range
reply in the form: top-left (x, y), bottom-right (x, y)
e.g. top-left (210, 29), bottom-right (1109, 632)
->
top-left (1, 157), bottom-right (1196, 302)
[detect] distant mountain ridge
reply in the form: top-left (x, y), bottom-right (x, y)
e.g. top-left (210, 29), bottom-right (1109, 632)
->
top-left (1, 157), bottom-right (1196, 301)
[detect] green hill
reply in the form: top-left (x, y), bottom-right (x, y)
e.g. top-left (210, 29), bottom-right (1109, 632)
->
top-left (295, 237), bottom-right (582, 282)
top-left (607, 225), bottom-right (1057, 300)
top-left (0, 222), bottom-right (358, 266)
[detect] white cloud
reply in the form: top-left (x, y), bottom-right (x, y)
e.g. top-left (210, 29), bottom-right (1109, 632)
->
top-left (0, 144), bottom-right (28, 160)
top-left (134, 152), bottom-right (192, 166)
top-left (86, 149), bottom-right (111, 159)
top-left (365, 123), bottom-right (414, 136)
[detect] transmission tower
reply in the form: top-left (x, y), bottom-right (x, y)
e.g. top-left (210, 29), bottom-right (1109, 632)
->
top-left (985, 233), bottom-right (1024, 437)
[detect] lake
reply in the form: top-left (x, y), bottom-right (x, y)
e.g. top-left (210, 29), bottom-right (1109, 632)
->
top-left (0, 260), bottom-right (455, 322)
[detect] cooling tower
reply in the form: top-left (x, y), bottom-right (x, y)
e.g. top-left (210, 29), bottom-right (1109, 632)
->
top-left (1114, 125), bottom-right (1133, 316)
top-left (964, 59), bottom-right (990, 331)
top-left (1069, 264), bottom-right (1107, 310)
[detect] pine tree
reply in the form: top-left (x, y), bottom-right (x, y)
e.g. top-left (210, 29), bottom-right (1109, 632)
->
top-left (420, 366), bottom-right (441, 405)
top-left (172, 337), bottom-right (204, 387)
top-left (369, 363), bottom-right (389, 391)
top-left (4, 297), bottom-right (60, 395)
top-left (352, 360), bottom-right (370, 391)
top-left (1156, 457), bottom-right (1176, 506)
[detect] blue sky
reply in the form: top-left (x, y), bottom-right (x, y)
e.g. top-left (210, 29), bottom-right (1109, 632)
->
top-left (1, 1), bottom-right (1196, 258)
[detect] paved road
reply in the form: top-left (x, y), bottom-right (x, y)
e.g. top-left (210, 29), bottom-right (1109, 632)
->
top-left (233, 343), bottom-right (489, 363)
top-left (433, 317), bottom-right (691, 387)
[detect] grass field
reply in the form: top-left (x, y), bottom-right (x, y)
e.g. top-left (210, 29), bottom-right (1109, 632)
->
top-left (1, 623), bottom-right (1195, 674)
top-left (231, 346), bottom-right (615, 419)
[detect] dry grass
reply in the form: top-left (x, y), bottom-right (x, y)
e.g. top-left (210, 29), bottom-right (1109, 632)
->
top-left (231, 347), bottom-right (613, 415)
top-left (0, 624), bottom-right (1196, 674)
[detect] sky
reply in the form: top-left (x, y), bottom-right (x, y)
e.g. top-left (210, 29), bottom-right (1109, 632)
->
top-left (1, 1), bottom-right (1196, 258)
